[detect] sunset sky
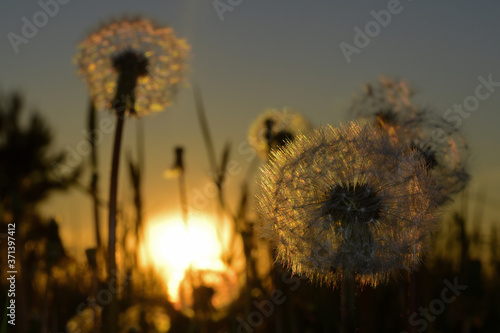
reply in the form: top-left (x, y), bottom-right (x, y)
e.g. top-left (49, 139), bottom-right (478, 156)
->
top-left (1, 0), bottom-right (500, 256)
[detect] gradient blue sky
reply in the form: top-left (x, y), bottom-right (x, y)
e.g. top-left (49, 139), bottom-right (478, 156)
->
top-left (1, 0), bottom-right (500, 254)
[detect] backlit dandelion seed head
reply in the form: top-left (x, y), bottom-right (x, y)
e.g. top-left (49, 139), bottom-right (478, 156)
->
top-left (178, 268), bottom-right (239, 320)
top-left (248, 107), bottom-right (310, 160)
top-left (163, 146), bottom-right (184, 179)
top-left (74, 18), bottom-right (190, 116)
top-left (351, 76), bottom-right (415, 120)
top-left (350, 77), bottom-right (470, 202)
top-left (257, 122), bottom-right (440, 286)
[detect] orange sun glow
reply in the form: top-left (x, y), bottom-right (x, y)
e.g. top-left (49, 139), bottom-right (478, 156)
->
top-left (140, 213), bottom-right (232, 305)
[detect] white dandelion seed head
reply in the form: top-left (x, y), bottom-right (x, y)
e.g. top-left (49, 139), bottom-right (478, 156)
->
top-left (257, 122), bottom-right (441, 287)
top-left (74, 18), bottom-right (190, 116)
top-left (248, 107), bottom-right (311, 161)
top-left (349, 77), bottom-right (470, 202)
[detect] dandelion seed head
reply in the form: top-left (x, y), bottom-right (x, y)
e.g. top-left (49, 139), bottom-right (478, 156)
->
top-left (178, 268), bottom-right (239, 320)
top-left (257, 122), bottom-right (440, 286)
top-left (322, 183), bottom-right (383, 224)
top-left (353, 77), bottom-right (414, 120)
top-left (350, 77), bottom-right (470, 202)
top-left (248, 107), bottom-right (310, 160)
top-left (163, 146), bottom-right (184, 179)
top-left (74, 18), bottom-right (190, 116)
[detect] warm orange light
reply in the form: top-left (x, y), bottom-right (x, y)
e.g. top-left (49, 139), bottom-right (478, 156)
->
top-left (141, 213), bottom-right (229, 304)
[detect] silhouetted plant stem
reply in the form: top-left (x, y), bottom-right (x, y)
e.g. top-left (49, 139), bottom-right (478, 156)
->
top-left (341, 272), bottom-right (356, 333)
top-left (85, 248), bottom-right (100, 333)
top-left (175, 147), bottom-right (189, 226)
top-left (41, 272), bottom-right (52, 333)
top-left (398, 279), bottom-right (408, 330)
top-left (91, 174), bottom-right (101, 244)
top-left (408, 272), bottom-right (418, 333)
top-left (192, 85), bottom-right (234, 253)
top-left (134, 180), bottom-right (143, 264)
top-left (126, 151), bottom-right (143, 268)
top-left (88, 100), bottom-right (102, 249)
top-left (179, 174), bottom-right (188, 225)
top-left (193, 84), bottom-right (217, 174)
top-left (136, 118), bottom-right (145, 173)
top-left (107, 111), bottom-right (125, 333)
top-left (134, 119), bottom-right (145, 247)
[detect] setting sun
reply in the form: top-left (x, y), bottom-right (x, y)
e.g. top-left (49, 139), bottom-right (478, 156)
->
top-left (140, 213), bottom-right (233, 305)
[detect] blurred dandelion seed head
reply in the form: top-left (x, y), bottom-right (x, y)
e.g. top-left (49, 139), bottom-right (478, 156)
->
top-left (257, 122), bottom-right (440, 286)
top-left (74, 18), bottom-right (190, 116)
top-left (354, 77), bottom-right (414, 119)
top-left (405, 143), bottom-right (438, 171)
top-left (248, 107), bottom-right (310, 161)
top-left (163, 147), bottom-right (185, 179)
top-left (350, 77), bottom-right (470, 202)
top-left (178, 268), bottom-right (239, 320)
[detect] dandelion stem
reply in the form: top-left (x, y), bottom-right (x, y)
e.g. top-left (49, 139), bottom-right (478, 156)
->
top-left (172, 147), bottom-right (189, 225)
top-left (340, 272), bottom-right (356, 333)
top-left (179, 167), bottom-right (189, 226)
top-left (136, 118), bottom-right (145, 173)
top-left (107, 111), bottom-right (125, 333)
top-left (126, 151), bottom-right (143, 267)
top-left (408, 272), bottom-right (418, 333)
top-left (135, 118), bottom-right (145, 243)
top-left (88, 100), bottom-right (102, 249)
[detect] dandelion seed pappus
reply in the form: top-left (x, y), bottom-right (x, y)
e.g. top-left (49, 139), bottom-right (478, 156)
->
top-left (257, 122), bottom-right (441, 286)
